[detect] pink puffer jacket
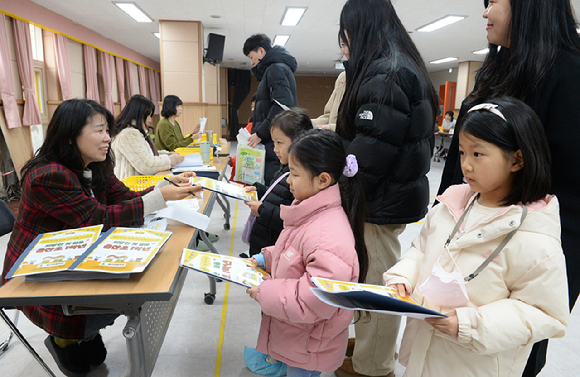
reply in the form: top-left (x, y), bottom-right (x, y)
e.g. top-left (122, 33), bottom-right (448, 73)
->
top-left (255, 183), bottom-right (360, 372)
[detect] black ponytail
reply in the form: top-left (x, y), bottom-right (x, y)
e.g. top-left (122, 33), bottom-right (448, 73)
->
top-left (288, 129), bottom-right (368, 283)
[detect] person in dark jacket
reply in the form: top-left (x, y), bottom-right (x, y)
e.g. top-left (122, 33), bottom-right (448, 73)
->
top-left (244, 109), bottom-right (313, 256)
top-left (334, 1), bottom-right (439, 377)
top-left (243, 34), bottom-right (298, 184)
top-left (436, 1), bottom-right (580, 376)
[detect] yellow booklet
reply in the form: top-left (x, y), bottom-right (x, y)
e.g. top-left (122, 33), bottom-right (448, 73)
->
top-left (180, 249), bottom-right (268, 287)
top-left (5, 225), bottom-right (103, 279)
top-left (6, 226), bottom-right (171, 282)
top-left (310, 277), bottom-right (445, 319)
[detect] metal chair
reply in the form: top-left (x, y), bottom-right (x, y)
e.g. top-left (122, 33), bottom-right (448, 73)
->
top-left (0, 199), bottom-right (56, 375)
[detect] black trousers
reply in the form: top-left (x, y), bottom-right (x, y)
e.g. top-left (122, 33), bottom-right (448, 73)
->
top-left (522, 228), bottom-right (580, 376)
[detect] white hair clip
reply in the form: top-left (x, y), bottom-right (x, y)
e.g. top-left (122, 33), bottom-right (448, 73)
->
top-left (467, 103), bottom-right (507, 121)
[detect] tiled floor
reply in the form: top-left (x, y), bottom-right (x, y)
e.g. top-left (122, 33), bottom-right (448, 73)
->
top-left (1, 155), bottom-right (579, 377)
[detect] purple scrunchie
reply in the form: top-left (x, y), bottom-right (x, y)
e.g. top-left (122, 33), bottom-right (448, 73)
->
top-left (343, 154), bottom-right (358, 177)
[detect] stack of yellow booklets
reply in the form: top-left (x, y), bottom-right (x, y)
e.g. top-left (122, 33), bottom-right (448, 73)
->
top-left (180, 249), bottom-right (268, 287)
top-left (310, 277), bottom-right (445, 319)
top-left (6, 226), bottom-right (171, 282)
top-left (190, 176), bottom-right (257, 201)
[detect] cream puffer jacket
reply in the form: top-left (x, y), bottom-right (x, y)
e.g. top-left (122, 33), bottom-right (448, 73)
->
top-left (384, 184), bottom-right (569, 377)
top-left (311, 71), bottom-right (346, 132)
top-left (112, 128), bottom-right (174, 181)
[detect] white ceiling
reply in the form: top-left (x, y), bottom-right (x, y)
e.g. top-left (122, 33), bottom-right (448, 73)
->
top-left (29, 0), bottom-right (580, 74)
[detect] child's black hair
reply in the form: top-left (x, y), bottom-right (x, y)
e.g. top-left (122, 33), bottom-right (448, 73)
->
top-left (288, 129), bottom-right (368, 283)
top-left (459, 96), bottom-right (551, 205)
top-left (270, 108), bottom-right (314, 141)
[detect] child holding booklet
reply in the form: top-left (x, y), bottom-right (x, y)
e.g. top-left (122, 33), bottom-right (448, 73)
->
top-left (0, 99), bottom-right (201, 376)
top-left (247, 129), bottom-right (368, 377)
top-left (384, 97), bottom-right (569, 377)
top-left (243, 109), bottom-right (313, 257)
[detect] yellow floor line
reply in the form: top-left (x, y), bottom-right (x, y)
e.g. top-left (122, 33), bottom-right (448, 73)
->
top-left (215, 199), bottom-right (239, 377)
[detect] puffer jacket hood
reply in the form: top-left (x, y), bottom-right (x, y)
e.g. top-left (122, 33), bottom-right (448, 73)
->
top-left (251, 45), bottom-right (297, 81)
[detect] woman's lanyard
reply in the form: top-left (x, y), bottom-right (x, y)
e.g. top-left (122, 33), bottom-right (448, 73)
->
top-left (445, 198), bottom-right (528, 282)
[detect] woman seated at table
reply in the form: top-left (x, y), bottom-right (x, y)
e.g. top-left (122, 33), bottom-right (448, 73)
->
top-left (441, 110), bottom-right (456, 132)
top-left (112, 94), bottom-right (184, 180)
top-left (155, 94), bottom-right (201, 151)
top-left (0, 99), bottom-right (201, 376)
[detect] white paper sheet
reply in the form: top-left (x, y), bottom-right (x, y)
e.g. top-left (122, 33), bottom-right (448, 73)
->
top-left (195, 117), bottom-right (208, 142)
top-left (174, 153), bottom-right (203, 168)
top-left (156, 201), bottom-right (210, 230)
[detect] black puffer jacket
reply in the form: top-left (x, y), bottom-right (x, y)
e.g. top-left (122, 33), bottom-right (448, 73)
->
top-left (249, 166), bottom-right (292, 256)
top-left (251, 46), bottom-right (298, 184)
top-left (339, 58), bottom-right (434, 225)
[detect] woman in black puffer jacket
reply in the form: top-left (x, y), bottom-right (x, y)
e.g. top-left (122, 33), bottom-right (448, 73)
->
top-left (334, 1), bottom-right (439, 377)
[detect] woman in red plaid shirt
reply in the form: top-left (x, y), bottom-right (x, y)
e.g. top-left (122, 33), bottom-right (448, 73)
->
top-left (1, 99), bottom-right (200, 376)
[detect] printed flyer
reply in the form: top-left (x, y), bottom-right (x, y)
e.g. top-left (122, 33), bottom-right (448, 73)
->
top-left (71, 228), bottom-right (172, 274)
top-left (234, 144), bottom-right (266, 185)
top-left (191, 177), bottom-right (257, 201)
top-left (6, 225), bottom-right (103, 279)
top-left (180, 249), bottom-right (268, 287)
top-left (310, 277), bottom-right (445, 319)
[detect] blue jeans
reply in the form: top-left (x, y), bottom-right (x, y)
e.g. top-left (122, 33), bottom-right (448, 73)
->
top-left (286, 365), bottom-right (321, 377)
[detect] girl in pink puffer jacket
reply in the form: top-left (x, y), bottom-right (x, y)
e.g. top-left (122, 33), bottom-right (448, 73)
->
top-left (246, 130), bottom-right (368, 377)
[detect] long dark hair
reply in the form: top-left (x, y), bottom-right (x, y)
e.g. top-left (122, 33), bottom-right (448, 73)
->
top-left (21, 99), bottom-right (115, 200)
top-left (288, 129), bottom-right (368, 283)
top-left (460, 97), bottom-right (551, 205)
top-left (115, 94), bottom-right (157, 155)
top-left (270, 108), bottom-right (314, 141)
top-left (470, 0), bottom-right (580, 104)
top-left (336, 0), bottom-right (438, 139)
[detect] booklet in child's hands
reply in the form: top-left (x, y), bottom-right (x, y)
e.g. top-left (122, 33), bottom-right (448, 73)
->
top-left (189, 176), bottom-right (257, 201)
top-left (180, 249), bottom-right (268, 288)
top-left (310, 277), bottom-right (445, 319)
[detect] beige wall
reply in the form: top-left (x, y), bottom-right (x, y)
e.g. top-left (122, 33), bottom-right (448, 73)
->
top-left (455, 61), bottom-right (483, 109)
top-left (159, 21), bottom-right (202, 102)
top-left (237, 74), bottom-right (337, 128)
top-left (429, 68), bottom-right (458, 91)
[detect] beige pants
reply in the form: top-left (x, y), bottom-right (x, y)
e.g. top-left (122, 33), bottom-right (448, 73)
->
top-left (353, 223), bottom-right (406, 376)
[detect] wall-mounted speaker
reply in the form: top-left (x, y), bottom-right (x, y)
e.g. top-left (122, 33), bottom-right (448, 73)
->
top-left (204, 33), bottom-right (225, 65)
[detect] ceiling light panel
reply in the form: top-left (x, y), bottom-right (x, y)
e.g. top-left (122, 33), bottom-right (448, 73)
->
top-left (273, 35), bottom-right (290, 46)
top-left (417, 15), bottom-right (465, 33)
top-left (472, 48), bottom-right (489, 55)
top-left (281, 7), bottom-right (308, 26)
top-left (114, 2), bottom-right (153, 23)
top-left (430, 57), bottom-right (458, 64)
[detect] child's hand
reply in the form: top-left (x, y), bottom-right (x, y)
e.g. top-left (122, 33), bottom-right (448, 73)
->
top-left (246, 286), bottom-right (259, 301)
top-left (244, 186), bottom-right (257, 192)
top-left (245, 201), bottom-right (262, 216)
top-left (388, 283), bottom-right (410, 297)
top-left (425, 310), bottom-right (459, 338)
top-left (249, 257), bottom-right (258, 268)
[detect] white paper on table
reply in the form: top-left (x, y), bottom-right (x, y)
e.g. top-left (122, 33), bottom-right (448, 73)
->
top-left (141, 215), bottom-right (168, 231)
top-left (166, 198), bottom-right (200, 212)
top-left (174, 153), bottom-right (203, 168)
top-left (195, 117), bottom-right (208, 142)
top-left (156, 201), bottom-right (210, 230)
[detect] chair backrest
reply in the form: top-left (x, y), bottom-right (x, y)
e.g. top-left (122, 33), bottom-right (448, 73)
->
top-left (0, 200), bottom-right (16, 237)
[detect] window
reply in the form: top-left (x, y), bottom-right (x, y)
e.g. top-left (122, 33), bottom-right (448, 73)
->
top-left (29, 24), bottom-right (43, 61)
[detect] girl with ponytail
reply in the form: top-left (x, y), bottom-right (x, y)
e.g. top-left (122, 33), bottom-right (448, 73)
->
top-left (246, 129), bottom-right (368, 377)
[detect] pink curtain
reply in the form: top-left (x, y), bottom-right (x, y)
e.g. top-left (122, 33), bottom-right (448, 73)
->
top-left (0, 16), bottom-right (22, 129)
top-left (137, 65), bottom-right (147, 97)
top-left (53, 33), bottom-right (73, 100)
top-left (12, 19), bottom-right (41, 126)
top-left (125, 60), bottom-right (136, 97)
top-left (148, 68), bottom-right (160, 114)
top-left (115, 56), bottom-right (126, 109)
top-left (100, 51), bottom-right (115, 115)
top-left (83, 44), bottom-right (99, 101)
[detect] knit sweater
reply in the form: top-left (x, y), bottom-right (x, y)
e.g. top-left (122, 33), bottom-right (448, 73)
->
top-left (155, 118), bottom-right (193, 151)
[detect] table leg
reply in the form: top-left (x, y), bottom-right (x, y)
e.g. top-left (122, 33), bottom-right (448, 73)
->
top-left (0, 308), bottom-right (56, 377)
